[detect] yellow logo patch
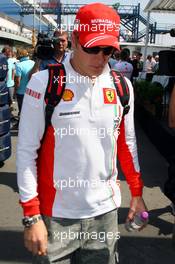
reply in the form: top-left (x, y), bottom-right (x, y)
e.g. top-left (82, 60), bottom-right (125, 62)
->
top-left (62, 89), bottom-right (74, 101)
top-left (103, 88), bottom-right (117, 104)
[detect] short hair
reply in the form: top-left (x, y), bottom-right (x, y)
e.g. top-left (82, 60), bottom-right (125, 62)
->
top-left (2, 45), bottom-right (12, 54)
top-left (17, 48), bottom-right (29, 58)
top-left (53, 30), bottom-right (68, 39)
top-left (122, 48), bottom-right (130, 56)
top-left (147, 55), bottom-right (152, 60)
top-left (120, 48), bottom-right (130, 61)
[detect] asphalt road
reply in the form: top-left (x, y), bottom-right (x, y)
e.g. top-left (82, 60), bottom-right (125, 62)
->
top-left (0, 122), bottom-right (175, 264)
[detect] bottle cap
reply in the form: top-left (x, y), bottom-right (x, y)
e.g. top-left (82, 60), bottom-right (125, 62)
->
top-left (140, 211), bottom-right (149, 220)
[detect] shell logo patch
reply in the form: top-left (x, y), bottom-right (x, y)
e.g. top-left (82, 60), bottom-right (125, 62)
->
top-left (62, 89), bottom-right (74, 101)
top-left (103, 88), bottom-right (117, 104)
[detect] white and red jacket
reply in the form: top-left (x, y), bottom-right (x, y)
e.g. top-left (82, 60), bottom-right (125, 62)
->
top-left (17, 54), bottom-right (143, 218)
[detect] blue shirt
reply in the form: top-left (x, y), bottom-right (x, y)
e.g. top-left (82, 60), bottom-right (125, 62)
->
top-left (39, 52), bottom-right (68, 71)
top-left (15, 57), bottom-right (35, 95)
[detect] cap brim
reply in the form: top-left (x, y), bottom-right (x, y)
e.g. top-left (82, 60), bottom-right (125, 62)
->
top-left (79, 33), bottom-right (120, 50)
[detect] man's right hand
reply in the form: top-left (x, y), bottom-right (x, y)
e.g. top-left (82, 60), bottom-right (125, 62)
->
top-left (24, 219), bottom-right (48, 256)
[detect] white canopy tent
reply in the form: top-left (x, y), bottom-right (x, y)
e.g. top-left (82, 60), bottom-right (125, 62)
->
top-left (142, 0), bottom-right (175, 71)
top-left (144, 0), bottom-right (175, 13)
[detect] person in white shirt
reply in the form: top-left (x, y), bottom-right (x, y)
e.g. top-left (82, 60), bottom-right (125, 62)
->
top-left (17, 3), bottom-right (147, 264)
top-left (145, 55), bottom-right (155, 73)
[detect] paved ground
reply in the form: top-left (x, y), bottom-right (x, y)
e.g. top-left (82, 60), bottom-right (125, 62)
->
top-left (0, 118), bottom-right (175, 264)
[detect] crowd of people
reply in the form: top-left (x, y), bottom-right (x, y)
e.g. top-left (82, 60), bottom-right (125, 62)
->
top-left (0, 33), bottom-right (161, 126)
top-left (0, 2), bottom-right (175, 263)
top-left (109, 48), bottom-right (160, 83)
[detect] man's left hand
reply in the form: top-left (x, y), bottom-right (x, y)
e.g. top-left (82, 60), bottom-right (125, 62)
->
top-left (126, 196), bottom-right (148, 227)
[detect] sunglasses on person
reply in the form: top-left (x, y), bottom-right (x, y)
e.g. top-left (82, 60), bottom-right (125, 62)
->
top-left (81, 46), bottom-right (114, 56)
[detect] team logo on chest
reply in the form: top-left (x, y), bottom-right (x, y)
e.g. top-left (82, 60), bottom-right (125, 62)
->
top-left (62, 89), bottom-right (74, 101)
top-left (103, 88), bottom-right (117, 104)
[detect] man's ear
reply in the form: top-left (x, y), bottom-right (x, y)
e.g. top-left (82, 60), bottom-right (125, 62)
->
top-left (71, 31), bottom-right (79, 49)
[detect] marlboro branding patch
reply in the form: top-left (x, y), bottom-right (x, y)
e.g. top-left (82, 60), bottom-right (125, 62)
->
top-left (103, 88), bottom-right (117, 104)
top-left (26, 88), bottom-right (41, 99)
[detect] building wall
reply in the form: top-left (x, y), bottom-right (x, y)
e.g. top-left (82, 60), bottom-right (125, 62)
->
top-left (0, 16), bottom-right (20, 32)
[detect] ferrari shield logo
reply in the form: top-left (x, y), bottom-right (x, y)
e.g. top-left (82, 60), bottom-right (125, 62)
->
top-left (103, 88), bottom-right (117, 104)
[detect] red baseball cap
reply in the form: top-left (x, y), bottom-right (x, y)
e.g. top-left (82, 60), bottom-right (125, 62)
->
top-left (74, 3), bottom-right (120, 50)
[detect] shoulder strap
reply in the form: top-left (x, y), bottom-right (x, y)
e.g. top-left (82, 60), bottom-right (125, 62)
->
top-left (110, 70), bottom-right (130, 115)
top-left (44, 63), bottom-right (66, 129)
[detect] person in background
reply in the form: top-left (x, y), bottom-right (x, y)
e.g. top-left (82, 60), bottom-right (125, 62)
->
top-left (14, 49), bottom-right (34, 116)
top-left (164, 84), bottom-right (175, 216)
top-left (152, 54), bottom-right (159, 73)
top-left (0, 49), bottom-right (10, 167)
top-left (30, 29), bottom-right (68, 76)
top-left (131, 52), bottom-right (143, 83)
top-left (145, 55), bottom-right (154, 73)
top-left (112, 48), bottom-right (133, 80)
top-left (122, 48), bottom-right (132, 64)
top-left (169, 85), bottom-right (175, 128)
top-left (2, 46), bottom-right (15, 105)
top-left (17, 3), bottom-right (147, 263)
top-left (109, 49), bottom-right (120, 68)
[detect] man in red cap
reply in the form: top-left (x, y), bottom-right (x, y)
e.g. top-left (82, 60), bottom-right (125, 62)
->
top-left (17, 3), bottom-right (147, 263)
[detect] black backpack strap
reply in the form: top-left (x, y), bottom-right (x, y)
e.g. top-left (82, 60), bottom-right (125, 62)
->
top-left (44, 63), bottom-right (66, 129)
top-left (110, 70), bottom-right (130, 115)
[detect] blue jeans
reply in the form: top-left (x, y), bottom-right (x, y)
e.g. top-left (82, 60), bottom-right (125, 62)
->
top-left (32, 209), bottom-right (119, 264)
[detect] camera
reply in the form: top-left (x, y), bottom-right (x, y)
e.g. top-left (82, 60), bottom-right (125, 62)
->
top-left (170, 28), bottom-right (175, 37)
top-left (35, 32), bottom-right (55, 60)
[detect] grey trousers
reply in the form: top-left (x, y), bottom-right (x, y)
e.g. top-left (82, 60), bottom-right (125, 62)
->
top-left (33, 209), bottom-right (119, 264)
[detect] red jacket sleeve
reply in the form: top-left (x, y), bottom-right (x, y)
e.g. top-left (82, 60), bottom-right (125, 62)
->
top-left (117, 119), bottom-right (143, 196)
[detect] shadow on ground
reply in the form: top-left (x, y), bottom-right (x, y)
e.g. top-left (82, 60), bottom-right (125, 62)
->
top-left (0, 229), bottom-right (31, 263)
top-left (0, 172), bottom-right (18, 192)
top-left (0, 228), bottom-right (175, 264)
top-left (119, 235), bottom-right (175, 264)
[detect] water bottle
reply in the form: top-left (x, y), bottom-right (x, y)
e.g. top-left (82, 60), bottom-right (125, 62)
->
top-left (125, 211), bottom-right (149, 232)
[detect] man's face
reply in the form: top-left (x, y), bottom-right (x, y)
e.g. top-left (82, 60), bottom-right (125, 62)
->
top-left (72, 33), bottom-right (113, 78)
top-left (5, 48), bottom-right (12, 58)
top-left (136, 54), bottom-right (142, 60)
top-left (53, 33), bottom-right (68, 53)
